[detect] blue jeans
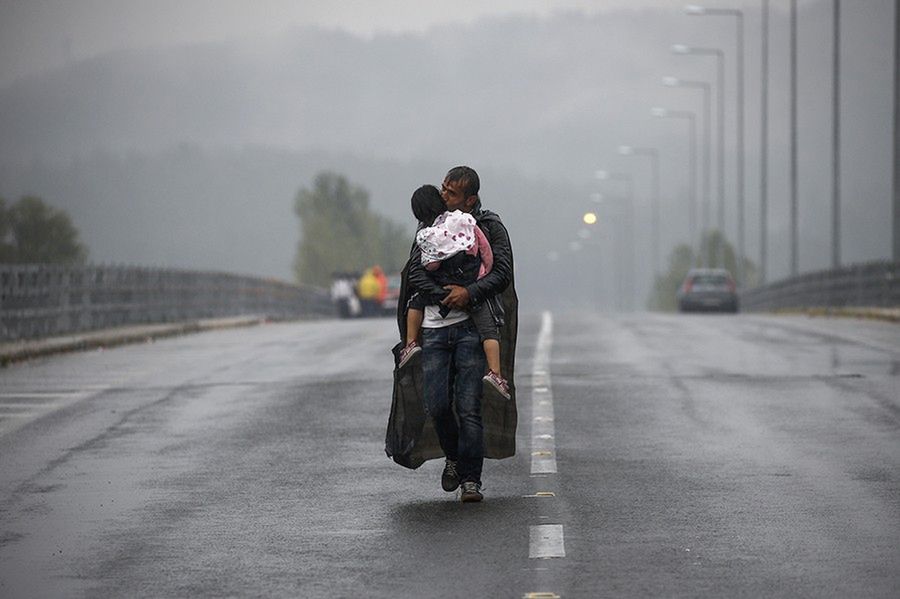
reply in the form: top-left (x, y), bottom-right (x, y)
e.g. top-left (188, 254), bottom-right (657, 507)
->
top-left (422, 319), bottom-right (486, 484)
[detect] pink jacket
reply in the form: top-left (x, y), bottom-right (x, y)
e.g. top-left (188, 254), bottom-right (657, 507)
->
top-left (416, 210), bottom-right (493, 279)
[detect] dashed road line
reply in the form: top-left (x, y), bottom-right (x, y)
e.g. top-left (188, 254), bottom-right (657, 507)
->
top-left (523, 311), bottom-right (563, 599)
top-left (531, 311), bottom-right (557, 476)
top-left (528, 310), bottom-right (563, 558)
top-left (529, 524), bottom-right (566, 559)
top-left (0, 390), bottom-right (96, 436)
top-left (0, 392), bottom-right (84, 399)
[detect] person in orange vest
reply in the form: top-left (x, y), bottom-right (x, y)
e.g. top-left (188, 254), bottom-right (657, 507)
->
top-left (357, 268), bottom-right (381, 317)
top-left (372, 265), bottom-right (388, 309)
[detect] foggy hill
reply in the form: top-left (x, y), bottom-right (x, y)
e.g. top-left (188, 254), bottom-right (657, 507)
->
top-left (0, 3), bottom-right (894, 306)
top-left (0, 146), bottom-right (575, 305)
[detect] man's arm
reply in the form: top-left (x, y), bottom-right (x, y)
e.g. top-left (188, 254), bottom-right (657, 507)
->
top-left (464, 218), bottom-right (512, 306)
top-left (407, 245), bottom-right (449, 300)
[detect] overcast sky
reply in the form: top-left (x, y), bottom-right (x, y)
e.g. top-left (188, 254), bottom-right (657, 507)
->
top-left (0, 0), bottom-right (891, 289)
top-left (1, 0), bottom-right (702, 86)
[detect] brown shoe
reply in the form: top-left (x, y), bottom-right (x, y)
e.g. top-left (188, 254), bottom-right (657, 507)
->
top-left (459, 481), bottom-right (483, 503)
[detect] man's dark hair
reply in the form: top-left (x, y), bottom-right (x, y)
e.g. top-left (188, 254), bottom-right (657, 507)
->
top-left (445, 166), bottom-right (480, 199)
top-left (411, 184), bottom-right (445, 225)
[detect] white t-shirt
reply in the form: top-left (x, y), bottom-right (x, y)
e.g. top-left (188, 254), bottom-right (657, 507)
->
top-left (422, 304), bottom-right (469, 328)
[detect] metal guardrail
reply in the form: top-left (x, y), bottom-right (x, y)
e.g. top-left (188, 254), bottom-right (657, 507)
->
top-left (740, 260), bottom-right (899, 311)
top-left (0, 265), bottom-right (332, 341)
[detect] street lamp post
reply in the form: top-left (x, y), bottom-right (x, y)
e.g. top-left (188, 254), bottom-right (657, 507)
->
top-left (672, 44), bottom-right (726, 270)
top-left (662, 75), bottom-right (713, 256)
top-left (685, 5), bottom-right (746, 287)
top-left (790, 0), bottom-right (799, 275)
top-left (831, 0), bottom-right (841, 269)
top-left (761, 0), bottom-right (770, 283)
top-left (652, 108), bottom-right (698, 260)
top-left (596, 170), bottom-right (637, 310)
top-left (618, 146), bottom-right (661, 282)
top-left (895, 0), bottom-right (900, 261)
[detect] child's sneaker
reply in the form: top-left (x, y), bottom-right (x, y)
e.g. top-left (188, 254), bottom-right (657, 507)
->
top-left (482, 371), bottom-right (511, 400)
top-left (398, 341), bottom-right (421, 369)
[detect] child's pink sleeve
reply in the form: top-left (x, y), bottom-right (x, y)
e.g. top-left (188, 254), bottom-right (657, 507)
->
top-left (474, 225), bottom-right (493, 279)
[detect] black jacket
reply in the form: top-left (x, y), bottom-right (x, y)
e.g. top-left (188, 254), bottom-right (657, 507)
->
top-left (405, 204), bottom-right (514, 314)
top-left (415, 251), bottom-right (483, 314)
top-left (386, 202), bottom-right (519, 467)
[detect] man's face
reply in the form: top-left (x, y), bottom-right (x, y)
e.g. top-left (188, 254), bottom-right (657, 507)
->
top-left (441, 178), bottom-right (474, 212)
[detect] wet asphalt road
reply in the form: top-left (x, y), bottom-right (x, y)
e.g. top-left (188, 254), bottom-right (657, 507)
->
top-left (0, 312), bottom-right (898, 598)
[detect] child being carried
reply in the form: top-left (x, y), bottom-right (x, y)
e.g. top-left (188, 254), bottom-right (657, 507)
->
top-left (399, 184), bottom-right (510, 400)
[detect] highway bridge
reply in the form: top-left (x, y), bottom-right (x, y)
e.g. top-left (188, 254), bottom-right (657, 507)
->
top-left (1, 310), bottom-right (897, 597)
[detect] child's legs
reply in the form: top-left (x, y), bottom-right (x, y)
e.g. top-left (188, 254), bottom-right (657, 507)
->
top-left (470, 304), bottom-right (501, 375)
top-left (406, 308), bottom-right (424, 345)
top-left (405, 293), bottom-right (429, 345)
top-left (483, 339), bottom-right (501, 375)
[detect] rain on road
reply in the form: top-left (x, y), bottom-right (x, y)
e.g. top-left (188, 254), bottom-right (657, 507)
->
top-left (1, 313), bottom-right (897, 597)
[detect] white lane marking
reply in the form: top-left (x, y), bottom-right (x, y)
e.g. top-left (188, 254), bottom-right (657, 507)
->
top-left (531, 311), bottom-right (556, 475)
top-left (0, 390), bottom-right (97, 437)
top-left (0, 392), bottom-right (83, 399)
top-left (528, 312), bottom-right (564, 567)
top-left (529, 525), bottom-right (566, 558)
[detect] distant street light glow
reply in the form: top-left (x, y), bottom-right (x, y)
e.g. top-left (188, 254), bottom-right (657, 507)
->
top-left (583, 212), bottom-right (597, 225)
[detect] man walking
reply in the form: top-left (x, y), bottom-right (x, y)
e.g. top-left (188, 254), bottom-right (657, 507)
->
top-left (404, 166), bottom-right (517, 502)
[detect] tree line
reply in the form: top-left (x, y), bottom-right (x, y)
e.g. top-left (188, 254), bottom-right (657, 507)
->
top-left (0, 196), bottom-right (88, 264)
top-left (293, 171), bottom-right (410, 287)
top-left (648, 231), bottom-right (758, 311)
top-left (2, 173), bottom-right (411, 288)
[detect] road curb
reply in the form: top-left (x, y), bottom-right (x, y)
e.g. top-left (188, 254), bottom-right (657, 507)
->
top-left (772, 307), bottom-right (900, 324)
top-left (0, 315), bottom-right (267, 367)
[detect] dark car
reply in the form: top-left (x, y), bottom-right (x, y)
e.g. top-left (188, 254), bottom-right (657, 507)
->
top-left (676, 268), bottom-right (739, 313)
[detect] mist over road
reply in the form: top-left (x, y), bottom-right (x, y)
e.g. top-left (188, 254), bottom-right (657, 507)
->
top-left (1, 313), bottom-right (897, 597)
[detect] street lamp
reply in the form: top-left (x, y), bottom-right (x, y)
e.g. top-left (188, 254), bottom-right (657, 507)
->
top-left (663, 76), bottom-right (712, 252)
top-left (685, 4), bottom-right (747, 287)
top-left (895, 0), bottom-right (900, 261)
top-left (594, 170), bottom-right (637, 310)
top-left (790, 0), bottom-right (798, 275)
top-left (672, 44), bottom-right (727, 270)
top-left (652, 107), bottom-right (698, 262)
top-left (761, 0), bottom-right (770, 283)
top-left (831, 0), bottom-right (841, 270)
top-left (618, 145), bottom-right (661, 280)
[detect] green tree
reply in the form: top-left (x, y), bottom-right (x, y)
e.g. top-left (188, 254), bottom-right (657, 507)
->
top-left (293, 171), bottom-right (409, 286)
top-left (648, 230), bottom-right (757, 311)
top-left (0, 196), bottom-right (88, 264)
top-left (0, 198), bottom-right (13, 262)
top-left (648, 243), bottom-right (695, 311)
